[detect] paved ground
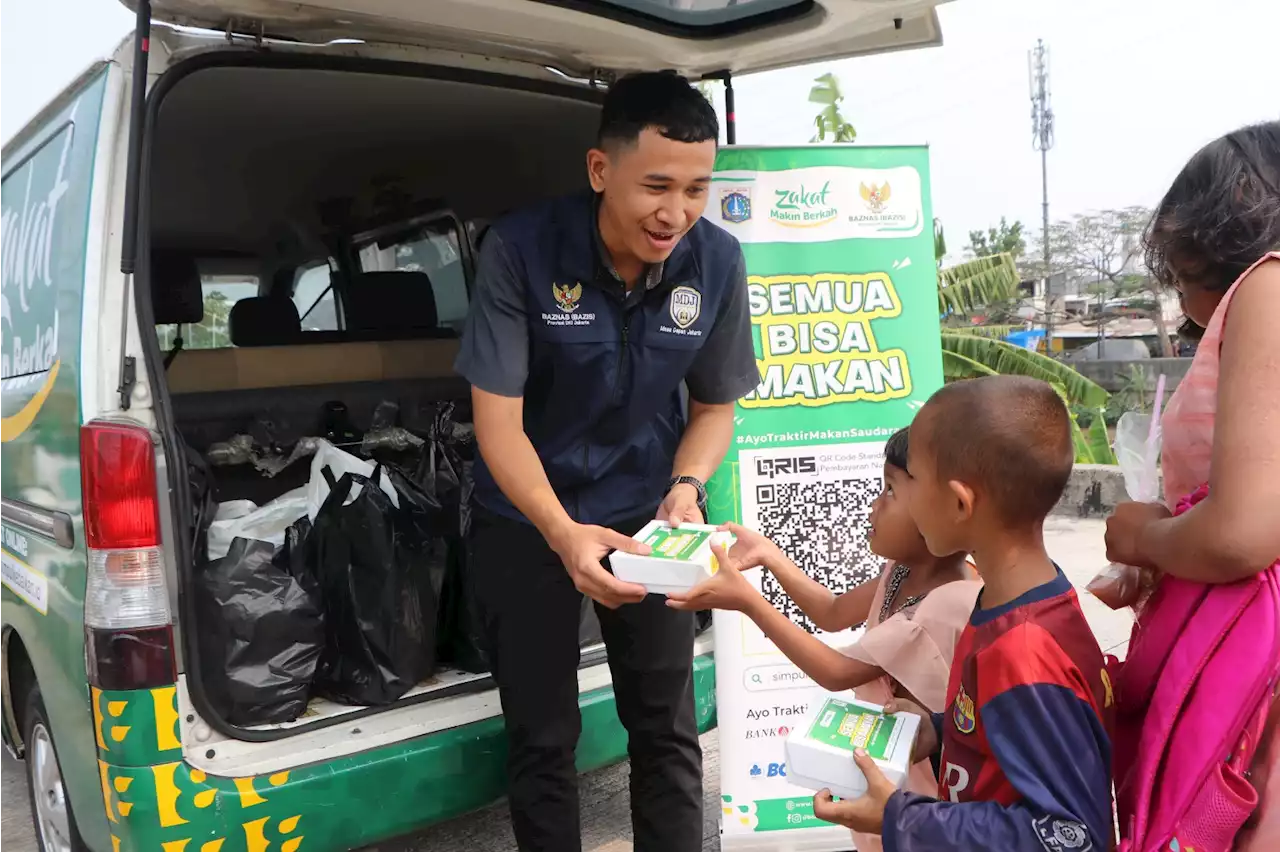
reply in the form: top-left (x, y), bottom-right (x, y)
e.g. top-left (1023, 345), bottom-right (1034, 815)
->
top-left (2, 518), bottom-right (1126, 852)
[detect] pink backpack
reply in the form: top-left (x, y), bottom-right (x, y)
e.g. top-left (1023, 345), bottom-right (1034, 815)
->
top-left (1112, 483), bottom-right (1280, 852)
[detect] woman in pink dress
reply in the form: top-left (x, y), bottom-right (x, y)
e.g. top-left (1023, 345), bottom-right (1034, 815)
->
top-left (671, 427), bottom-right (979, 851)
top-left (1104, 120), bottom-right (1280, 850)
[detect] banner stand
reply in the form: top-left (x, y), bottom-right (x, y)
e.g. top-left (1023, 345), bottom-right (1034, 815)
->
top-left (705, 144), bottom-right (942, 851)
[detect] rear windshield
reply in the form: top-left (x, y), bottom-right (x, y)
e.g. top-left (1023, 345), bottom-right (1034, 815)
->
top-left (580, 0), bottom-right (809, 30)
top-left (355, 217), bottom-right (469, 334)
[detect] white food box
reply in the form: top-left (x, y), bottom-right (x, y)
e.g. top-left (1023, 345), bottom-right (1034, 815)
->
top-left (785, 696), bottom-right (921, 800)
top-left (610, 520), bottom-right (735, 594)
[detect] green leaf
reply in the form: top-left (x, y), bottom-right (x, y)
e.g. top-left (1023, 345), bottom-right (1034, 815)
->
top-left (942, 324), bottom-right (1023, 339)
top-left (937, 252), bottom-right (1021, 316)
top-left (939, 333), bottom-right (1110, 407)
top-left (1086, 409), bottom-right (1117, 464)
top-left (941, 348), bottom-right (999, 381)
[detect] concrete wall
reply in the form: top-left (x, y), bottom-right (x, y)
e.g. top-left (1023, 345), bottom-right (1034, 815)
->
top-left (1053, 463), bottom-right (1162, 519)
top-left (1072, 358), bottom-right (1191, 394)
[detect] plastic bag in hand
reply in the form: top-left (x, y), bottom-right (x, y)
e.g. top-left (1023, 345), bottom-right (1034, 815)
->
top-left (196, 517), bottom-right (324, 725)
top-left (311, 465), bottom-right (441, 706)
top-left (1087, 411), bottom-right (1162, 610)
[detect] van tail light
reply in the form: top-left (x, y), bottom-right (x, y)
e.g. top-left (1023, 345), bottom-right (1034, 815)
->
top-left (81, 421), bottom-right (176, 690)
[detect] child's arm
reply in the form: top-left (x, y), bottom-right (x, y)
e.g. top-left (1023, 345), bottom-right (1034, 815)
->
top-left (878, 632), bottom-right (1112, 850)
top-left (741, 593), bottom-right (886, 692)
top-left (766, 554), bottom-right (880, 633)
top-left (723, 522), bottom-right (879, 632)
top-left (666, 542), bottom-right (886, 692)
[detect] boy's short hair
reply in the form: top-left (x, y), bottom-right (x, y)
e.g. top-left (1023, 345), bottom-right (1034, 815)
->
top-left (597, 72), bottom-right (719, 150)
top-left (917, 376), bottom-right (1073, 525)
top-left (884, 427), bottom-right (910, 471)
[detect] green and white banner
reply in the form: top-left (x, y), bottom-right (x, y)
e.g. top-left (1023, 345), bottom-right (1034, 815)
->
top-left (705, 146), bottom-right (942, 849)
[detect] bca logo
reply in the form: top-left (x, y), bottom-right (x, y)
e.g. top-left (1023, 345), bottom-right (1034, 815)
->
top-left (669, 286), bottom-right (701, 329)
top-left (755, 457), bottom-right (817, 479)
top-left (749, 762), bottom-right (787, 778)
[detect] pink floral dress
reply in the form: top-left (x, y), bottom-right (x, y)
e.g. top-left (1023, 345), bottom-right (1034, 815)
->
top-left (1159, 251), bottom-right (1280, 850)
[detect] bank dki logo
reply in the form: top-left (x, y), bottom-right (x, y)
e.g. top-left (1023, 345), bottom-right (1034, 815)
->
top-left (755, 456), bottom-right (817, 479)
top-left (720, 187), bottom-right (752, 223)
top-left (860, 181), bottom-right (892, 213)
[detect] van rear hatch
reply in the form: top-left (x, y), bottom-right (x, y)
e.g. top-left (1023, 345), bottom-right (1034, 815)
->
top-left (129, 0), bottom-right (950, 78)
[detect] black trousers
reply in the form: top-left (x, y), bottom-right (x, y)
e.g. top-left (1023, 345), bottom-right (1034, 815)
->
top-left (470, 507), bottom-right (703, 852)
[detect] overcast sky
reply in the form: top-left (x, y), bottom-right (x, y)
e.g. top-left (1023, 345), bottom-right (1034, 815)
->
top-left (3, 0), bottom-right (1278, 253)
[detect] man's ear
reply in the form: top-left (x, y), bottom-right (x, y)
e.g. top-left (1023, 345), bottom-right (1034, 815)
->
top-left (948, 480), bottom-right (976, 523)
top-left (586, 148), bottom-right (609, 193)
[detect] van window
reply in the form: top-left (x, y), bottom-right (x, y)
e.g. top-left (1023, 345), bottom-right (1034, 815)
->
top-left (593, 0), bottom-right (805, 27)
top-left (293, 260), bottom-right (338, 332)
top-left (157, 274), bottom-right (259, 351)
top-left (356, 220), bottom-right (469, 333)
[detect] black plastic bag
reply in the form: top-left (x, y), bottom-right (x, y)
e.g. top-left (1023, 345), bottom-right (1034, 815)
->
top-left (196, 518), bottom-right (324, 726)
top-left (312, 465), bottom-right (441, 705)
top-left (413, 407), bottom-right (490, 673)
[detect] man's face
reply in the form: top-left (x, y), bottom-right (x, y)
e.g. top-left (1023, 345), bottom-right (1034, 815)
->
top-left (904, 415), bottom-right (969, 558)
top-left (588, 127), bottom-right (716, 264)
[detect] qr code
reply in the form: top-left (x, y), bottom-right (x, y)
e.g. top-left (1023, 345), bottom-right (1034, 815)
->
top-left (752, 475), bottom-right (884, 635)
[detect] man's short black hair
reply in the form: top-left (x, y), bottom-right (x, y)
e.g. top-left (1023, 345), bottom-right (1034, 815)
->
top-left (597, 71), bottom-right (719, 149)
top-left (884, 427), bottom-right (910, 471)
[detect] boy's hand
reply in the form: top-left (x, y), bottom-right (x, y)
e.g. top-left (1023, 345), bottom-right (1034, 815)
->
top-left (666, 542), bottom-right (759, 613)
top-left (717, 522), bottom-right (785, 572)
top-left (812, 750), bottom-right (895, 832)
top-left (884, 698), bottom-right (938, 763)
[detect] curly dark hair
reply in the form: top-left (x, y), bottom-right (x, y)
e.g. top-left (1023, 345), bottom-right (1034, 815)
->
top-left (1145, 121), bottom-right (1280, 293)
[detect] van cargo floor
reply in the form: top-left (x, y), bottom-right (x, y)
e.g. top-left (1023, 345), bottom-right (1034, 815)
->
top-left (244, 666), bottom-right (493, 732)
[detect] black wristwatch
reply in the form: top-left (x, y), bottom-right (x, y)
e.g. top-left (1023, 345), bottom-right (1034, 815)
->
top-left (665, 475), bottom-right (708, 511)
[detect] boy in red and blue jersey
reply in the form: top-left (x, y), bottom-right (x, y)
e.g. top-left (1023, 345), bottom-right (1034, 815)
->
top-left (814, 376), bottom-right (1114, 851)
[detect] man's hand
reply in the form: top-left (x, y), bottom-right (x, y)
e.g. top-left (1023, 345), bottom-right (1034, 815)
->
top-left (812, 750), bottom-right (896, 833)
top-left (549, 522), bottom-right (649, 609)
top-left (883, 697), bottom-right (938, 764)
top-left (658, 483), bottom-right (704, 527)
top-left (666, 542), bottom-right (760, 613)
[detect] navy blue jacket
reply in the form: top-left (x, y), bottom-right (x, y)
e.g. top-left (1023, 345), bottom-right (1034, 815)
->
top-left (455, 192), bottom-right (759, 527)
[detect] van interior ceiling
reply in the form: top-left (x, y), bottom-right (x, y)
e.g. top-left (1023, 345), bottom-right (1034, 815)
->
top-left (144, 62), bottom-right (604, 737)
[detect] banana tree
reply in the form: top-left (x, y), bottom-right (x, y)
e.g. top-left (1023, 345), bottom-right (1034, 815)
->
top-left (938, 252), bottom-right (1021, 317)
top-left (809, 73), bottom-right (857, 143)
top-left (935, 250), bottom-right (1110, 408)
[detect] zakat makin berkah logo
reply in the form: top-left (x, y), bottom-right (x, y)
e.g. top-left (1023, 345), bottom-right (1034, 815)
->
top-left (553, 282), bottom-right (582, 313)
top-left (860, 181), bottom-right (891, 213)
top-left (720, 187), bottom-right (752, 223)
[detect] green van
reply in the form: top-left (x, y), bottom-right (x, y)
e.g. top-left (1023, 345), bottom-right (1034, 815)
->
top-left (1, 3), bottom-right (949, 851)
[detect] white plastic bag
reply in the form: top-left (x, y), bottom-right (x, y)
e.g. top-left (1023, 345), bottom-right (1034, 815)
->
top-left (304, 439), bottom-right (398, 523)
top-left (206, 491), bottom-right (307, 560)
top-left (1086, 408), bottom-right (1162, 610)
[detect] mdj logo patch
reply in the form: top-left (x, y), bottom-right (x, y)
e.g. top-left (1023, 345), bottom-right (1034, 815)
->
top-left (669, 286), bottom-right (702, 329)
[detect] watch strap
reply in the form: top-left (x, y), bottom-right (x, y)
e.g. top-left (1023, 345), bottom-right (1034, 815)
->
top-left (666, 475), bottom-right (708, 510)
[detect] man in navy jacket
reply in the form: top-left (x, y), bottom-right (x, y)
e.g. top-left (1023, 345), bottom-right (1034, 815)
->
top-left (455, 72), bottom-right (759, 852)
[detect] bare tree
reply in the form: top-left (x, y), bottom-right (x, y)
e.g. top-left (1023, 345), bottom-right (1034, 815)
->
top-left (1032, 207), bottom-right (1175, 357)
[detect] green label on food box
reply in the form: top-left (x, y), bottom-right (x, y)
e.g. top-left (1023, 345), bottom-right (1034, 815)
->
top-left (805, 698), bottom-right (901, 760)
top-left (643, 528), bottom-right (711, 560)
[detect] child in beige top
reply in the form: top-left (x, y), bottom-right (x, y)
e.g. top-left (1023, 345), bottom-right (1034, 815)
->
top-left (668, 426), bottom-right (980, 851)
